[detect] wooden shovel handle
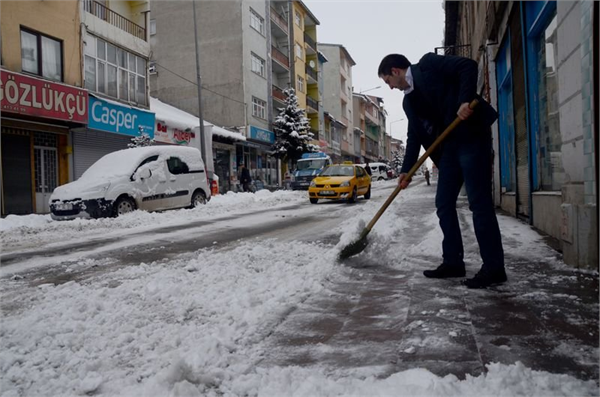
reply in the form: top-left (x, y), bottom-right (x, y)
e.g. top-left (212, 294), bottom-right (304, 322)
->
top-left (362, 99), bottom-right (479, 234)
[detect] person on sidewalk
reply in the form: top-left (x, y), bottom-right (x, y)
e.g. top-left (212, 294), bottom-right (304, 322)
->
top-left (239, 163), bottom-right (253, 192)
top-left (424, 168), bottom-right (431, 185)
top-left (378, 52), bottom-right (506, 289)
top-left (364, 161), bottom-right (373, 177)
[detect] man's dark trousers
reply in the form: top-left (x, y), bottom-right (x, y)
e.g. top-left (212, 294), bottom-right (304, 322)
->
top-left (436, 137), bottom-right (504, 272)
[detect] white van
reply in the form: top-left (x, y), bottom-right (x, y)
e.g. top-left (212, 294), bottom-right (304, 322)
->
top-left (50, 146), bottom-right (210, 220)
top-left (361, 162), bottom-right (393, 180)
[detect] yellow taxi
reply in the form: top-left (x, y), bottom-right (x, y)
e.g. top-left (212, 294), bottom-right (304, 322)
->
top-left (308, 162), bottom-right (371, 204)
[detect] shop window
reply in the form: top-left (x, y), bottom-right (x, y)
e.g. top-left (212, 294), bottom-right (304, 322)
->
top-left (20, 28), bottom-right (63, 82)
top-left (84, 34), bottom-right (147, 106)
top-left (536, 14), bottom-right (564, 190)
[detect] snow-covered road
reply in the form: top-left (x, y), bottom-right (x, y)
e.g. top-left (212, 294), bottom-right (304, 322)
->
top-left (1, 180), bottom-right (598, 397)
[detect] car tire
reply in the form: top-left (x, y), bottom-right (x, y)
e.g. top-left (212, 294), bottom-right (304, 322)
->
top-left (190, 190), bottom-right (207, 208)
top-left (378, 176), bottom-right (385, 181)
top-left (310, 198), bottom-right (318, 204)
top-left (348, 186), bottom-right (357, 203)
top-left (113, 196), bottom-right (136, 217)
top-left (364, 185), bottom-right (371, 199)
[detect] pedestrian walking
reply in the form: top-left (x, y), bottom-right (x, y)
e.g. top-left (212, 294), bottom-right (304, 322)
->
top-left (239, 163), bottom-right (253, 192)
top-left (364, 160), bottom-right (372, 177)
top-left (378, 52), bottom-right (506, 288)
top-left (424, 168), bottom-right (431, 185)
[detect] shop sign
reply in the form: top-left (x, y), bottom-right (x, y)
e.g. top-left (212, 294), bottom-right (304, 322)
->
top-left (0, 69), bottom-right (88, 123)
top-left (249, 125), bottom-right (274, 144)
top-left (154, 120), bottom-right (197, 146)
top-left (89, 95), bottom-right (155, 137)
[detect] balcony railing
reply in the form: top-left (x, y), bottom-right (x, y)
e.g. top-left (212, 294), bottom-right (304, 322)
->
top-left (305, 65), bottom-right (317, 81)
top-left (271, 46), bottom-right (289, 68)
top-left (84, 0), bottom-right (146, 40)
top-left (270, 7), bottom-right (288, 34)
top-left (306, 96), bottom-right (318, 110)
top-left (272, 85), bottom-right (285, 102)
top-left (304, 33), bottom-right (316, 50)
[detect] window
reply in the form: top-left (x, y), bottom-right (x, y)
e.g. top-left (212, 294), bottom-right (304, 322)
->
top-left (252, 97), bottom-right (266, 119)
top-left (20, 28), bottom-right (62, 81)
top-left (297, 75), bottom-right (305, 93)
top-left (251, 53), bottom-right (265, 77)
top-left (167, 157), bottom-right (190, 175)
top-left (295, 43), bottom-right (303, 60)
top-left (150, 19), bottom-right (156, 36)
top-left (537, 14), bottom-right (564, 191)
top-left (84, 34), bottom-right (147, 106)
top-left (250, 8), bottom-right (264, 35)
top-left (295, 10), bottom-right (302, 27)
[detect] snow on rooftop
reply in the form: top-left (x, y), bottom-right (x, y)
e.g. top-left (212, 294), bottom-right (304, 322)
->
top-left (150, 97), bottom-right (246, 141)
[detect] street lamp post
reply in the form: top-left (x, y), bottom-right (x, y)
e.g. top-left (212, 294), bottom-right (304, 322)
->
top-left (358, 85), bottom-right (381, 94)
top-left (390, 118), bottom-right (405, 137)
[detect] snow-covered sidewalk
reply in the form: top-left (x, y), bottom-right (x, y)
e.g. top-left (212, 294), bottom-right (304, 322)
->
top-left (1, 182), bottom-right (598, 396)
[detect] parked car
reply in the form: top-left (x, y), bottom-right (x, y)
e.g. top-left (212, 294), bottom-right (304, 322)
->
top-left (308, 163), bottom-right (371, 204)
top-left (361, 162), bottom-right (393, 180)
top-left (50, 146), bottom-right (211, 220)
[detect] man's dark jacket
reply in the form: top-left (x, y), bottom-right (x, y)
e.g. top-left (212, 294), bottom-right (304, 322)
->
top-left (400, 53), bottom-right (498, 174)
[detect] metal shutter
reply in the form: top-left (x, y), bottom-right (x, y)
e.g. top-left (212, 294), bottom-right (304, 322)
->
top-left (72, 130), bottom-right (131, 179)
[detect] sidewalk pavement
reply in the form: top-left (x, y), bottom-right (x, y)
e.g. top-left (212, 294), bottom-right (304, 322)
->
top-left (258, 182), bottom-right (599, 384)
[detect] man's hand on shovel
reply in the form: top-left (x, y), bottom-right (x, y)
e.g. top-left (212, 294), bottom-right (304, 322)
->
top-left (398, 173), bottom-right (412, 190)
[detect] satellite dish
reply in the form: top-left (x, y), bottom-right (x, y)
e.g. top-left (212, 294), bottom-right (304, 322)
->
top-left (309, 60), bottom-right (316, 68)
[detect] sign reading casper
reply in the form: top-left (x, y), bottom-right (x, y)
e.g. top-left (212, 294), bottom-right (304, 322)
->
top-left (249, 125), bottom-right (274, 144)
top-left (89, 95), bottom-right (155, 137)
top-left (0, 69), bottom-right (88, 123)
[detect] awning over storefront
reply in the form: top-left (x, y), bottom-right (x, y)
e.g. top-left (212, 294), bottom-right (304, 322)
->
top-left (150, 97), bottom-right (246, 142)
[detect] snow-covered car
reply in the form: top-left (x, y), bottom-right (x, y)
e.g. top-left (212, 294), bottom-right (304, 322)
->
top-left (50, 146), bottom-right (211, 220)
top-left (361, 162), bottom-right (393, 180)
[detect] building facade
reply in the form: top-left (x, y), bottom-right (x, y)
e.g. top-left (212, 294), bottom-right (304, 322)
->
top-left (444, 0), bottom-right (598, 269)
top-left (319, 43), bottom-right (356, 162)
top-left (1, 1), bottom-right (87, 216)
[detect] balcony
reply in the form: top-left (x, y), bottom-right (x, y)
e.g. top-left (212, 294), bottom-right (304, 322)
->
top-left (306, 96), bottom-right (319, 112)
top-left (270, 7), bottom-right (288, 37)
top-left (272, 85), bottom-right (285, 104)
top-left (304, 33), bottom-right (317, 54)
top-left (84, 0), bottom-right (146, 40)
top-left (271, 46), bottom-right (290, 73)
top-left (305, 65), bottom-right (317, 83)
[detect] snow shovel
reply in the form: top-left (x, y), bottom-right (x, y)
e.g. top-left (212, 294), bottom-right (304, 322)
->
top-left (338, 99), bottom-right (479, 261)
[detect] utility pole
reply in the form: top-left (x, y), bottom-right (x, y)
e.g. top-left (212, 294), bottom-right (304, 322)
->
top-left (192, 0), bottom-right (212, 179)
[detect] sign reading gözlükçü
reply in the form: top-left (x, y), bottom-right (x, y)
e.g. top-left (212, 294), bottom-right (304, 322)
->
top-left (88, 95), bottom-right (155, 137)
top-left (0, 69), bottom-right (88, 123)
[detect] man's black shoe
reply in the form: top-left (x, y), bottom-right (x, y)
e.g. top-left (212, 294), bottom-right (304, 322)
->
top-left (423, 263), bottom-right (466, 278)
top-left (462, 268), bottom-right (507, 289)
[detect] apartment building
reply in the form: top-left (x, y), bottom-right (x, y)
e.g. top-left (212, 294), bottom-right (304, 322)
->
top-left (444, 0), bottom-right (598, 268)
top-left (288, 1), bottom-right (320, 145)
top-left (74, 0), bottom-right (154, 180)
top-left (1, 1), bottom-right (87, 215)
top-left (151, 0), bottom-right (305, 191)
top-left (352, 93), bottom-right (388, 163)
top-left (319, 43), bottom-right (356, 162)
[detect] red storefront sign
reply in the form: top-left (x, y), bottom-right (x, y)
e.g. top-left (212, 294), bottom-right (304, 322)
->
top-left (0, 70), bottom-right (88, 123)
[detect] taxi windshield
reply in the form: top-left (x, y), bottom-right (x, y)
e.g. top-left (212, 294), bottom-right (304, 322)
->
top-left (320, 166), bottom-right (354, 177)
top-left (297, 159), bottom-right (326, 170)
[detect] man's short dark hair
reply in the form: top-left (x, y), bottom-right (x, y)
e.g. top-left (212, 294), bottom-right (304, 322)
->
top-left (378, 54), bottom-right (411, 76)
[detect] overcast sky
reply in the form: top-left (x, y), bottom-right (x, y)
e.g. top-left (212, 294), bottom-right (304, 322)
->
top-left (304, 0), bottom-right (445, 144)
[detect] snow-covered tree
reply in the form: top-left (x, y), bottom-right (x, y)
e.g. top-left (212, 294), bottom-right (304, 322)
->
top-left (128, 126), bottom-right (155, 148)
top-left (392, 150), bottom-right (403, 171)
top-left (271, 88), bottom-right (318, 164)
